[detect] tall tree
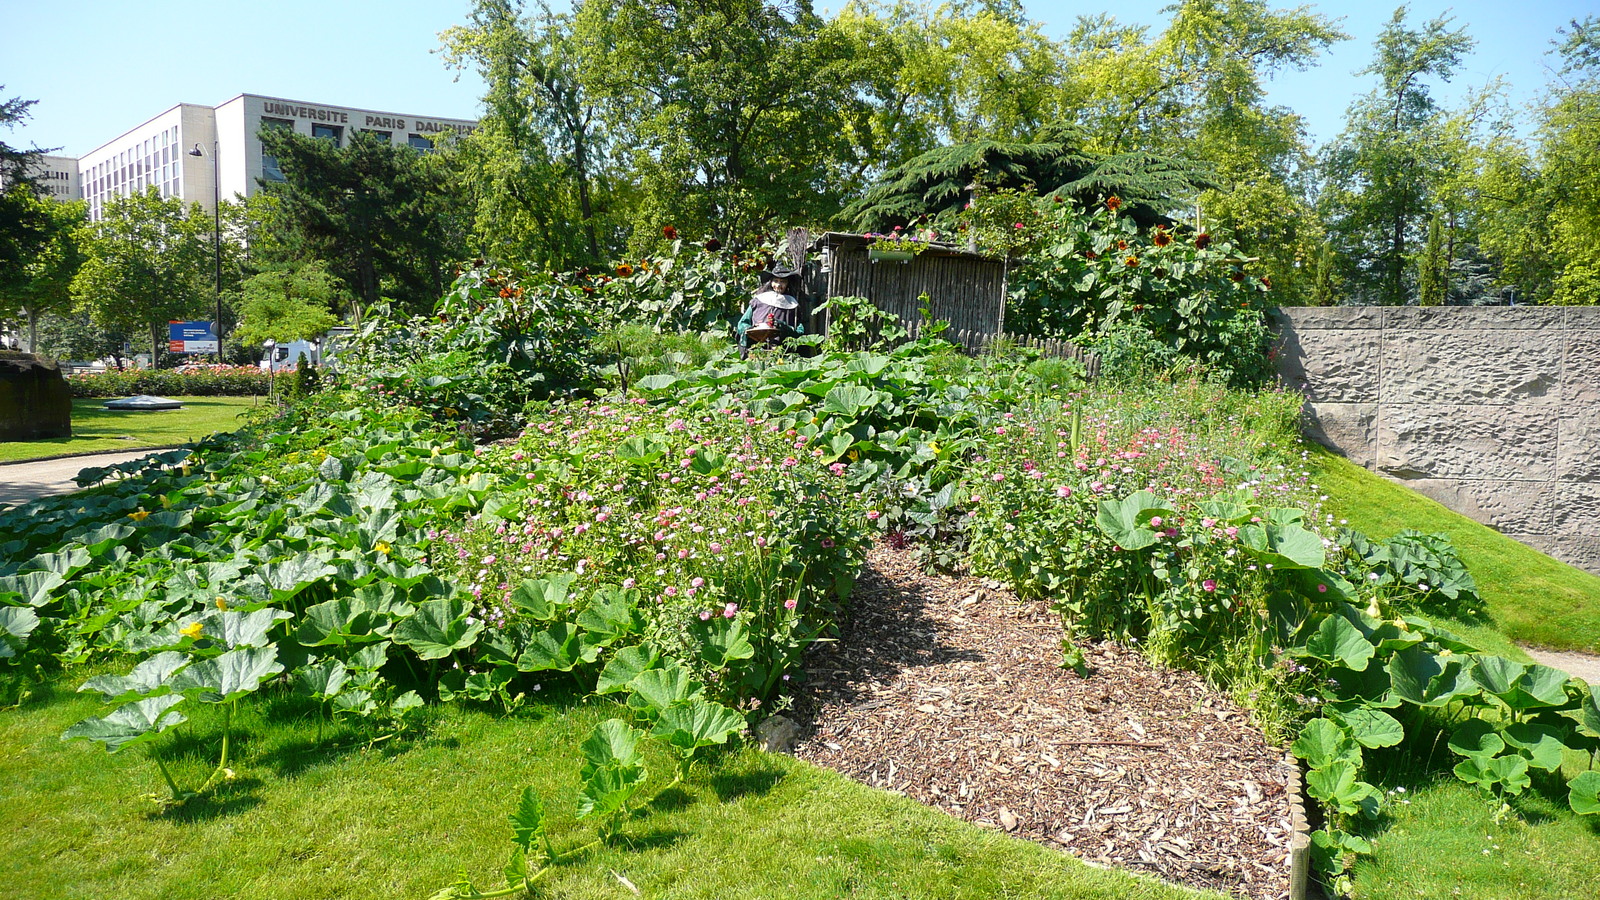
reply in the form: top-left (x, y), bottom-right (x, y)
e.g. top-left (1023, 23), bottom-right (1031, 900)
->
top-left (0, 90), bottom-right (58, 301)
top-left (1539, 17), bottom-right (1600, 305)
top-left (441, 0), bottom-right (621, 268)
top-left (1319, 8), bottom-right (1474, 305)
top-left (603, 0), bottom-right (869, 242)
top-left (0, 194), bottom-right (86, 352)
top-left (71, 187), bottom-right (212, 362)
top-left (257, 128), bottom-right (465, 317)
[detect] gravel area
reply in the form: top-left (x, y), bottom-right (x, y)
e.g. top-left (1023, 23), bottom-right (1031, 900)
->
top-left (792, 545), bottom-right (1297, 899)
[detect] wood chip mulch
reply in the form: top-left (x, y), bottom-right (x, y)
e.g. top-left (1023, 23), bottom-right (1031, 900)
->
top-left (790, 545), bottom-right (1296, 899)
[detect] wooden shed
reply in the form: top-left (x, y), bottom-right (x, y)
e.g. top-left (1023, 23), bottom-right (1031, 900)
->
top-left (801, 232), bottom-right (1008, 338)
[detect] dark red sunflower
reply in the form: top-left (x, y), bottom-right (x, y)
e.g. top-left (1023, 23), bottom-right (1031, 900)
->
top-left (616, 264), bottom-right (635, 277)
top-left (1153, 228), bottom-right (1173, 247)
top-left (705, 238), bottom-right (722, 252)
top-left (1105, 196), bottom-right (1122, 211)
top-left (663, 225), bottom-right (678, 240)
top-left (1125, 255), bottom-right (1139, 267)
top-left (1194, 232), bottom-right (1213, 250)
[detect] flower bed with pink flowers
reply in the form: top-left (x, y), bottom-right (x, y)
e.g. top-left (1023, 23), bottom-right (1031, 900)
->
top-left (436, 398), bottom-right (869, 712)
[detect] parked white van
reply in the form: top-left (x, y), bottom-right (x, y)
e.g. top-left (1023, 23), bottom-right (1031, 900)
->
top-left (259, 328), bottom-right (352, 373)
top-left (259, 340), bottom-right (318, 373)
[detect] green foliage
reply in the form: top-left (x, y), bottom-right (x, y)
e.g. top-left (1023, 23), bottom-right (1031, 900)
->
top-left (844, 123), bottom-right (1214, 232)
top-left (343, 263), bottom-right (598, 436)
top-left (257, 127), bottom-right (462, 318)
top-left (231, 261), bottom-right (344, 348)
top-left (70, 187), bottom-right (214, 360)
top-left (1001, 197), bottom-right (1274, 387)
top-left (1317, 9), bottom-right (1474, 306)
top-left (65, 365), bottom-right (269, 398)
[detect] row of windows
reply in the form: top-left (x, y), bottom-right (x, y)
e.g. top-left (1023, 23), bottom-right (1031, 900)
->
top-left (259, 121), bottom-right (434, 182)
top-left (83, 124), bottom-right (183, 220)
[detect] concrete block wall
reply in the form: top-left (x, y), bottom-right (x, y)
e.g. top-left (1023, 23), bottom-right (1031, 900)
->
top-left (1272, 306), bottom-right (1600, 575)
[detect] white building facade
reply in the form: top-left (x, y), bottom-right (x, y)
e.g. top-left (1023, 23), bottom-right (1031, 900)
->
top-left (61, 93), bottom-right (476, 220)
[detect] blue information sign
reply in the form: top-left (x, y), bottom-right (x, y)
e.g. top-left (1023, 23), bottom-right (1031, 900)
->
top-left (168, 321), bottom-right (219, 354)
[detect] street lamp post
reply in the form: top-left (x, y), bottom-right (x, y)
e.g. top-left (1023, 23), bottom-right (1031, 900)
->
top-left (188, 142), bottom-right (223, 363)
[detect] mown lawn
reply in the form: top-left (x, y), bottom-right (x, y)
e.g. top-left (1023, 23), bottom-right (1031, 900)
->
top-left (1309, 446), bottom-right (1600, 654)
top-left (0, 668), bottom-right (1214, 900)
top-left (0, 397), bottom-right (263, 463)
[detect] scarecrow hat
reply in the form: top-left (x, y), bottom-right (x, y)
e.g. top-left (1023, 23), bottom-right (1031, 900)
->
top-left (758, 261), bottom-right (802, 284)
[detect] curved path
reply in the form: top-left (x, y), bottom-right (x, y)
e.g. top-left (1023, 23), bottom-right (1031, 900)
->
top-left (0, 448), bottom-right (178, 507)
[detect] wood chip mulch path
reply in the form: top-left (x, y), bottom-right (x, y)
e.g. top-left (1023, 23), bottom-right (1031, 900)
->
top-left (790, 545), bottom-right (1296, 900)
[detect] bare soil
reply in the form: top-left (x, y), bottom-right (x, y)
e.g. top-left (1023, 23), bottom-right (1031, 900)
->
top-left (791, 545), bottom-right (1296, 899)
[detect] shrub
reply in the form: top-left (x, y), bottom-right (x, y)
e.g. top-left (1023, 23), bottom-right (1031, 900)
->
top-left (67, 364), bottom-right (269, 398)
top-left (994, 197), bottom-right (1275, 387)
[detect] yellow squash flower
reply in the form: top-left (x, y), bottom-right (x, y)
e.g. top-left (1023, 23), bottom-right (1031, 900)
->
top-left (179, 622), bottom-right (204, 640)
top-left (128, 509), bottom-right (150, 522)
top-left (375, 541), bottom-right (393, 556)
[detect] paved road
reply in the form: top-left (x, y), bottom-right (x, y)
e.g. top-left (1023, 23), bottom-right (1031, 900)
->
top-left (0, 449), bottom-right (179, 507)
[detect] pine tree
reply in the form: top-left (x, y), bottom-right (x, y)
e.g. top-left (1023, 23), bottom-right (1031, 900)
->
top-left (1418, 214), bottom-right (1445, 306)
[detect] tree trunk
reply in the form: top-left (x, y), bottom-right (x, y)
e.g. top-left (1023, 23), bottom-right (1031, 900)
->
top-left (26, 308), bottom-right (38, 354)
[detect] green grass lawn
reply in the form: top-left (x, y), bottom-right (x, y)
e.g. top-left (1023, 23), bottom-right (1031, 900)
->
top-left (0, 669), bottom-right (1213, 900)
top-left (1309, 446), bottom-right (1600, 655)
top-left (1308, 445), bottom-right (1600, 898)
top-left (0, 397), bottom-right (263, 463)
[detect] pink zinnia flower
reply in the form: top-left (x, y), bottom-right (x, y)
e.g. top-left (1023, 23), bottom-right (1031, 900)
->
top-left (723, 603), bottom-right (738, 618)
top-left (1055, 485), bottom-right (1072, 498)
top-left (867, 510), bottom-right (880, 520)
top-left (1203, 579), bottom-right (1217, 592)
top-left (784, 598), bottom-right (798, 610)
top-left (699, 610), bottom-right (712, 621)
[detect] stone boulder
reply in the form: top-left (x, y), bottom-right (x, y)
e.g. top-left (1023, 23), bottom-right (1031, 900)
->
top-left (0, 352), bottom-right (72, 440)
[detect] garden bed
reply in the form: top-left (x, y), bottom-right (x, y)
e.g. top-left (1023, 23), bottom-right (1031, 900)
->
top-left (794, 544), bottom-right (1296, 900)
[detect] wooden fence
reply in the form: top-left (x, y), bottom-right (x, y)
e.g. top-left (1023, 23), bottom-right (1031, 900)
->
top-left (940, 327), bottom-right (1102, 380)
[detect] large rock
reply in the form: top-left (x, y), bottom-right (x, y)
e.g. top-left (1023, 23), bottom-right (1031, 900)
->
top-left (0, 352), bottom-right (72, 440)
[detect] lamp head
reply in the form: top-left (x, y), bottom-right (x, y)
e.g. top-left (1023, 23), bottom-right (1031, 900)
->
top-left (188, 144), bottom-right (203, 157)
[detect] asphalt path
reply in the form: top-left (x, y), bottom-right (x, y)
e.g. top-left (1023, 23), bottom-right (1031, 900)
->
top-left (0, 449), bottom-right (176, 507)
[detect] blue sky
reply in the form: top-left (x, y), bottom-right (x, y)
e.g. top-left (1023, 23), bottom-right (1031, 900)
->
top-left (4, 0), bottom-right (1592, 158)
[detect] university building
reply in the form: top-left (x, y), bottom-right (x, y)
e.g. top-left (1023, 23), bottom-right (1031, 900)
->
top-left (37, 93), bottom-right (476, 220)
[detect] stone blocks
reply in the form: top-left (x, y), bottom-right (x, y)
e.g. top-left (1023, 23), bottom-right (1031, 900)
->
top-left (0, 352), bottom-right (72, 441)
top-left (1272, 306), bottom-right (1600, 576)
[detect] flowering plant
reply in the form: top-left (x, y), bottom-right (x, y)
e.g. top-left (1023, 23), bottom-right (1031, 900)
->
top-left (864, 226), bottom-right (935, 254)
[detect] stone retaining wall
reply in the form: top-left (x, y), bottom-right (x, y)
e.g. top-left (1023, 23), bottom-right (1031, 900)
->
top-left (1272, 306), bottom-right (1600, 575)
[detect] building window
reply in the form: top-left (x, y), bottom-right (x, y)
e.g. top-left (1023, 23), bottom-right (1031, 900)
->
top-left (364, 130), bottom-right (392, 143)
top-left (312, 124), bottom-right (342, 146)
top-left (407, 134), bottom-right (432, 152)
top-left (260, 117), bottom-right (294, 182)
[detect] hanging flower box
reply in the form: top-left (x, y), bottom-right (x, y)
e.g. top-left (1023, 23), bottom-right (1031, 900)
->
top-left (867, 247), bottom-right (916, 263)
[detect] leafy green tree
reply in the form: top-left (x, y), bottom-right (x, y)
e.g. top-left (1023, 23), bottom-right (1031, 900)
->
top-left (1540, 17), bottom-right (1600, 305)
top-left (71, 187), bottom-right (212, 362)
top-left (232, 261), bottom-right (344, 349)
top-left (257, 128), bottom-right (465, 318)
top-left (441, 0), bottom-right (622, 268)
top-left (1319, 9), bottom-right (1474, 305)
top-left (0, 194), bottom-right (85, 352)
top-left (0, 90), bottom-right (58, 302)
top-left (603, 0), bottom-right (870, 242)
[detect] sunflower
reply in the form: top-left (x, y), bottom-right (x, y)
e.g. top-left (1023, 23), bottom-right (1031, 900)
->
top-left (1229, 269), bottom-right (1246, 282)
top-left (1260, 275), bottom-right (1273, 289)
top-left (705, 238), bottom-right (722, 251)
top-left (1105, 196), bottom-right (1122, 211)
top-left (1194, 232), bottom-right (1213, 250)
top-left (663, 225), bottom-right (678, 239)
top-left (1152, 228), bottom-right (1173, 247)
top-left (1125, 255), bottom-right (1139, 267)
top-left (1117, 240), bottom-right (1129, 250)
top-left (616, 264), bottom-right (635, 277)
